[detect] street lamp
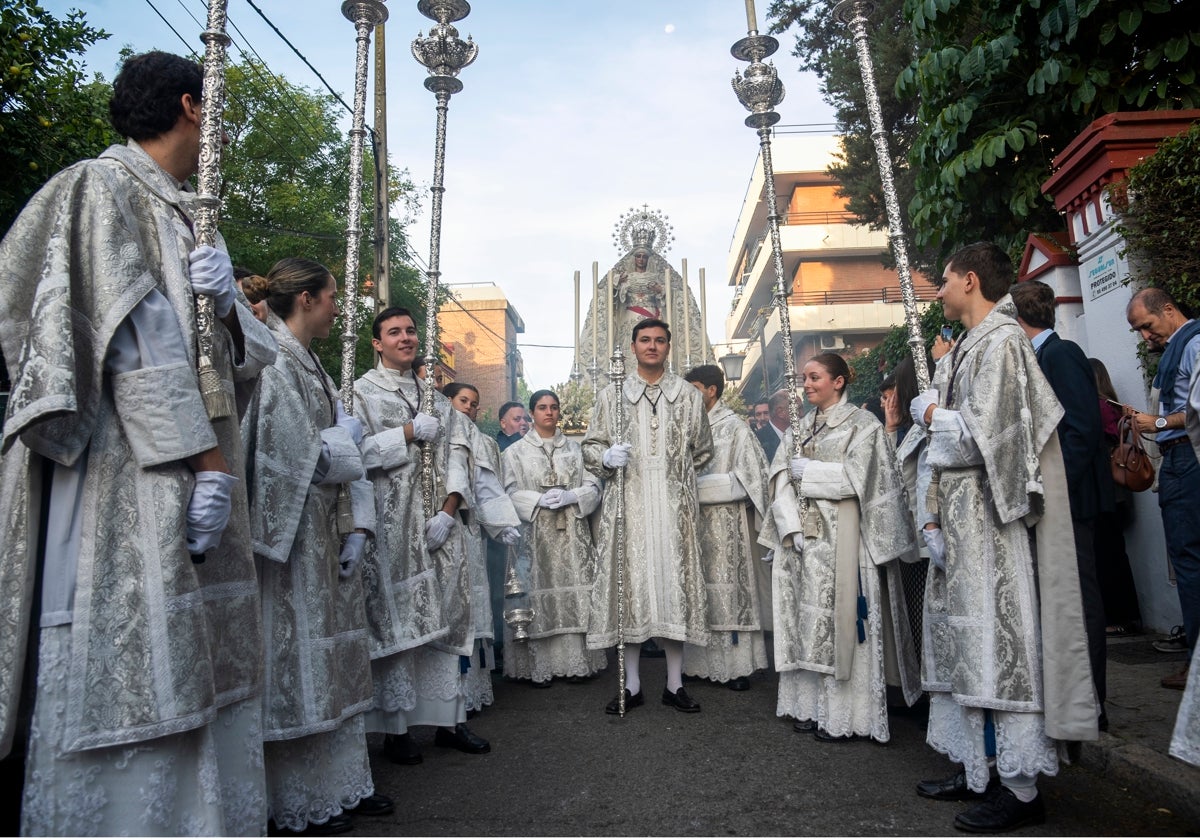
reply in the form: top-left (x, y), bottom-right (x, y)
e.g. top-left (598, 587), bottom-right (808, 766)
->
top-left (719, 350), bottom-right (746, 384)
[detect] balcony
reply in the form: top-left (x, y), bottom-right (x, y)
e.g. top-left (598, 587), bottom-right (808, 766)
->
top-left (791, 285), bottom-right (939, 307)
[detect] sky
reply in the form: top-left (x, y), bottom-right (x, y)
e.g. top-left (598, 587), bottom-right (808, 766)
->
top-left (44, 0), bottom-right (836, 394)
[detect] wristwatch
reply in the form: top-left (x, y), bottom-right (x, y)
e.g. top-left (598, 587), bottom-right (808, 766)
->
top-left (1155, 416), bottom-right (1168, 430)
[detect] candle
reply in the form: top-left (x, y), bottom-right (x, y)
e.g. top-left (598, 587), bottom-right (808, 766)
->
top-left (573, 269), bottom-right (580, 372)
top-left (682, 258), bottom-right (691, 366)
top-left (606, 270), bottom-right (615, 357)
top-left (592, 261), bottom-right (599, 365)
top-left (664, 266), bottom-right (673, 369)
top-left (745, 0), bottom-right (757, 32)
top-left (699, 268), bottom-right (708, 362)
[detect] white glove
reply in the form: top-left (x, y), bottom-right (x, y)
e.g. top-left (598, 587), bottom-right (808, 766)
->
top-left (602, 442), bottom-right (632, 469)
top-left (335, 403), bottom-right (363, 446)
top-left (424, 510), bottom-right (457, 551)
top-left (186, 471), bottom-right (238, 554)
top-left (547, 488), bottom-right (579, 510)
top-left (910, 388), bottom-right (939, 429)
top-left (410, 412), bottom-right (440, 442)
top-left (497, 526), bottom-right (520, 545)
top-left (762, 549), bottom-right (775, 563)
top-left (788, 456), bottom-right (811, 481)
top-left (339, 532), bottom-right (366, 579)
top-left (791, 532), bottom-right (805, 552)
top-left (537, 489), bottom-right (562, 508)
top-left (188, 244), bottom-right (236, 318)
top-left (922, 527), bottom-right (947, 571)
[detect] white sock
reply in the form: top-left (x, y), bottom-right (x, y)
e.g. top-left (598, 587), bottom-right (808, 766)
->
top-left (662, 639), bottom-right (684, 692)
top-left (623, 644), bottom-right (641, 696)
top-left (1003, 773), bottom-right (1038, 803)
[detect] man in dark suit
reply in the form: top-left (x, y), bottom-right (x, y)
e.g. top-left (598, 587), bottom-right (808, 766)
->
top-left (755, 389), bottom-right (793, 464)
top-left (1011, 280), bottom-right (1112, 729)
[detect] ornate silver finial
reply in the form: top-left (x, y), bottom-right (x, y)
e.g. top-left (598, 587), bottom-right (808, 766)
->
top-left (412, 1), bottom-right (477, 95)
top-left (612, 204), bottom-right (675, 256)
top-left (730, 33), bottom-right (785, 129)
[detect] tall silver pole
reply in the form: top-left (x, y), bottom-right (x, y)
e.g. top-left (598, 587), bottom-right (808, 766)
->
top-left (610, 344), bottom-right (629, 715)
top-left (833, 0), bottom-right (930, 390)
top-left (412, 0), bottom-right (477, 518)
top-left (340, 0), bottom-right (389, 413)
top-left (193, 0), bottom-right (235, 421)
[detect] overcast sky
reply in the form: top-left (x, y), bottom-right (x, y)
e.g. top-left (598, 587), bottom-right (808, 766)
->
top-left (45, 0), bottom-right (836, 394)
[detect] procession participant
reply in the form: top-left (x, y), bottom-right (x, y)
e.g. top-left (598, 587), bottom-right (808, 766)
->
top-left (681, 365), bottom-right (770, 691)
top-left (352, 308), bottom-right (493, 763)
top-left (242, 257), bottom-right (391, 834)
top-left (442, 382), bottom-right (521, 713)
top-left (583, 318), bottom-right (713, 714)
top-left (0, 50), bottom-right (274, 836)
top-left (502, 389), bottom-right (607, 686)
top-left (910, 242), bottom-right (1096, 833)
top-left (762, 354), bottom-right (920, 742)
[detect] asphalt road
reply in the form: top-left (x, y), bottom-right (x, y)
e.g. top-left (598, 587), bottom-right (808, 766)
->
top-left (353, 653), bottom-right (1195, 836)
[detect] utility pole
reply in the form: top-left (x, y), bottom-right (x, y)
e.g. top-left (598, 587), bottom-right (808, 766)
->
top-left (373, 20), bottom-right (390, 310)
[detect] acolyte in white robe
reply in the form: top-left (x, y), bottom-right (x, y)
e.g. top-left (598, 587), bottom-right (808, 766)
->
top-left (683, 403), bottom-right (770, 683)
top-left (0, 141), bottom-right (275, 835)
top-left (503, 429), bottom-right (607, 682)
top-left (583, 370), bottom-right (713, 648)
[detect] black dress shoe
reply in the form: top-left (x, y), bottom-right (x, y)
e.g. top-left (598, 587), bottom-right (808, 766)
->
top-left (953, 787), bottom-right (1045, 833)
top-left (605, 689), bottom-right (645, 714)
top-left (661, 686), bottom-right (701, 713)
top-left (813, 728), bottom-right (865, 742)
top-left (434, 723), bottom-right (491, 754)
top-left (383, 732), bottom-right (422, 765)
top-left (727, 676), bottom-right (751, 691)
top-left (350, 794), bottom-right (394, 817)
top-left (916, 770), bottom-right (991, 801)
top-left (793, 719), bottom-right (817, 733)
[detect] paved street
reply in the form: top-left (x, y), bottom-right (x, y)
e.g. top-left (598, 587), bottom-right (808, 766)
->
top-left (354, 647), bottom-right (1198, 836)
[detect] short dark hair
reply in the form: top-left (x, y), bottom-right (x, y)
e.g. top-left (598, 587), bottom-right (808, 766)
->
top-left (372, 306), bottom-right (415, 339)
top-left (109, 51), bottom-right (202, 141)
top-left (498, 401), bottom-right (524, 422)
top-left (683, 364), bottom-right (724, 399)
top-left (631, 317), bottom-right (671, 343)
top-left (1009, 280), bottom-right (1056, 330)
top-left (1128, 287), bottom-right (1179, 316)
top-left (443, 382), bottom-right (479, 401)
top-left (528, 389), bottom-right (559, 412)
top-left (946, 242), bottom-right (1013, 303)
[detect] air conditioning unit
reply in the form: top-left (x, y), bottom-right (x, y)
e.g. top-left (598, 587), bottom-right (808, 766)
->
top-left (819, 333), bottom-right (846, 350)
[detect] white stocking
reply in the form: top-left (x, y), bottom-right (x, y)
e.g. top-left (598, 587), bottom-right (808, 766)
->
top-left (623, 643), bottom-right (641, 696)
top-left (662, 639), bottom-right (684, 692)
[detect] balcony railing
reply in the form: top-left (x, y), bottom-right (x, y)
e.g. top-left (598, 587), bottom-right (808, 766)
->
top-left (781, 210), bottom-right (857, 226)
top-left (790, 286), bottom-right (939, 306)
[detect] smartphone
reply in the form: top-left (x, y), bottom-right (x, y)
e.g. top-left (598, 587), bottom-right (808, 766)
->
top-left (940, 326), bottom-right (954, 341)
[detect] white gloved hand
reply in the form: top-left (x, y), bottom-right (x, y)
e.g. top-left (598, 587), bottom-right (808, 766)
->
top-left (338, 532), bottom-right (366, 579)
top-left (334, 403), bottom-right (364, 446)
top-left (762, 549), bottom-right (775, 563)
top-left (537, 489), bottom-right (562, 508)
top-left (410, 412), bottom-right (440, 442)
top-left (497, 526), bottom-right (520, 545)
top-left (424, 510), bottom-right (457, 551)
top-left (602, 442), bottom-right (632, 469)
top-left (186, 471), bottom-right (238, 554)
top-left (188, 244), bottom-right (236, 318)
top-left (791, 532), bottom-right (806, 552)
top-left (547, 488), bottom-right (579, 510)
top-left (789, 456), bottom-right (811, 481)
top-left (922, 526), bottom-right (947, 571)
top-left (910, 388), bottom-right (939, 429)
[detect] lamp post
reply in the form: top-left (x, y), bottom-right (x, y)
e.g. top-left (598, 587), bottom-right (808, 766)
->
top-left (412, 0), bottom-right (477, 518)
top-left (832, 0), bottom-right (930, 390)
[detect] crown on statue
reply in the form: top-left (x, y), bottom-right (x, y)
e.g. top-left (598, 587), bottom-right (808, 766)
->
top-left (612, 205), bottom-right (674, 257)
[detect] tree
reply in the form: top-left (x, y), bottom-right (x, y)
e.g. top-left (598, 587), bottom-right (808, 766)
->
top-left (897, 0), bottom-right (1200, 262)
top-left (0, 0), bottom-right (118, 230)
top-left (845, 301), bottom-right (951, 405)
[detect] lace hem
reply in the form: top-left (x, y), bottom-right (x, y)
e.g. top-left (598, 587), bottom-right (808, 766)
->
top-left (264, 716), bottom-right (373, 832)
top-left (682, 631), bottom-right (767, 682)
top-left (503, 632), bottom-right (608, 682)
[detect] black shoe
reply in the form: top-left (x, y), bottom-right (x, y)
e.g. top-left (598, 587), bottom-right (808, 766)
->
top-left (270, 813), bottom-right (354, 836)
top-left (793, 719), bottom-right (817, 733)
top-left (813, 728), bottom-right (865, 742)
top-left (661, 686), bottom-right (701, 713)
top-left (382, 733), bottom-right (422, 765)
top-left (916, 770), bottom-right (992, 801)
top-left (727, 676), bottom-right (751, 691)
top-left (350, 794), bottom-right (394, 817)
top-left (434, 723), bottom-right (490, 754)
top-left (953, 787), bottom-right (1045, 833)
top-left (605, 689), bottom-right (644, 714)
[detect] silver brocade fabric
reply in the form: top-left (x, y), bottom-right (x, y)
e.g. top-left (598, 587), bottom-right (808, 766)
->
top-left (503, 429), bottom-right (601, 638)
top-left (697, 403), bottom-right (771, 632)
top-left (582, 371), bottom-right (714, 647)
top-left (0, 142), bottom-right (273, 754)
top-left (765, 400), bottom-right (920, 701)
top-left (354, 366), bottom-right (475, 657)
top-left (242, 323), bottom-right (372, 740)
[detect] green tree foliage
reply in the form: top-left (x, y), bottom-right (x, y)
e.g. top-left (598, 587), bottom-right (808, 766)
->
top-left (1116, 123), bottom-right (1200, 318)
top-left (0, 1), bottom-right (118, 230)
top-left (554, 378), bottom-right (596, 434)
top-left (845, 301), bottom-right (952, 404)
top-left (897, 0), bottom-right (1200, 262)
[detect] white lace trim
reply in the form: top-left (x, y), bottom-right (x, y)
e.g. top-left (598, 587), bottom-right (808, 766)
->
top-left (264, 715), bottom-right (373, 832)
top-left (503, 631), bottom-right (608, 682)
top-left (682, 631), bottom-right (767, 682)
